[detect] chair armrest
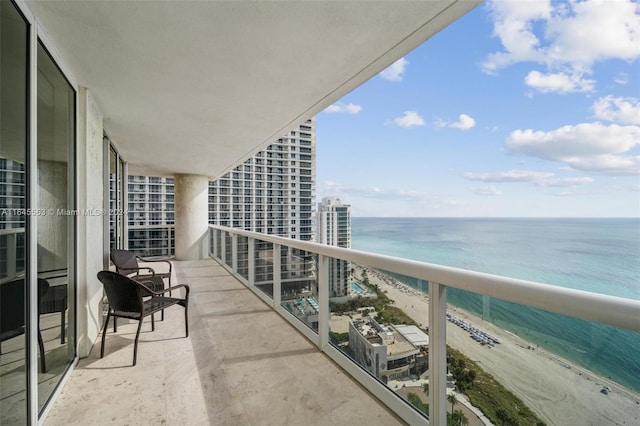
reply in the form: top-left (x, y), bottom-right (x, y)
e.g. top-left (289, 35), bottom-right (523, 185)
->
top-left (121, 266), bottom-right (156, 276)
top-left (137, 257), bottom-right (172, 273)
top-left (152, 284), bottom-right (189, 298)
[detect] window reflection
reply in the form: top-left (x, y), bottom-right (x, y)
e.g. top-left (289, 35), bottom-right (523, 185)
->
top-left (36, 40), bottom-right (76, 412)
top-left (0, 1), bottom-right (29, 423)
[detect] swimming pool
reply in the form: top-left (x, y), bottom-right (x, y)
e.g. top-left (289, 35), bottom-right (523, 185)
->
top-left (351, 282), bottom-right (366, 294)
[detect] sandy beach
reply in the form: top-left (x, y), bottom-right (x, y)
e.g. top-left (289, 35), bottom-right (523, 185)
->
top-left (353, 265), bottom-right (640, 426)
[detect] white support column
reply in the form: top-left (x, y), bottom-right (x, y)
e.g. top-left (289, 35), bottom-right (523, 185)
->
top-left (429, 282), bottom-right (447, 426)
top-left (273, 243), bottom-right (281, 307)
top-left (318, 254), bottom-right (329, 349)
top-left (174, 174), bottom-right (208, 260)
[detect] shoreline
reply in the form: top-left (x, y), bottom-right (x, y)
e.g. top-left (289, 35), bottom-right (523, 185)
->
top-left (354, 265), bottom-right (640, 426)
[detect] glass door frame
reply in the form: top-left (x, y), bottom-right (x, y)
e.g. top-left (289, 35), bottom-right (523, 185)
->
top-left (10, 0), bottom-right (79, 423)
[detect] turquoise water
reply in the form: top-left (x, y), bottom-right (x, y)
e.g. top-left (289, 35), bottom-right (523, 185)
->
top-left (351, 282), bottom-right (366, 294)
top-left (351, 217), bottom-right (640, 392)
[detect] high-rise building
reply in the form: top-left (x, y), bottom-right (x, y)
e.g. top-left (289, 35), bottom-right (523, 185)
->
top-left (316, 197), bottom-right (351, 297)
top-left (119, 118), bottom-right (316, 257)
top-left (208, 118), bottom-right (317, 301)
top-left (208, 118), bottom-right (315, 241)
top-left (125, 175), bottom-right (175, 257)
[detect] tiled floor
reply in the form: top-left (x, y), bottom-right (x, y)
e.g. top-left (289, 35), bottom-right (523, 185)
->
top-left (44, 259), bottom-right (404, 425)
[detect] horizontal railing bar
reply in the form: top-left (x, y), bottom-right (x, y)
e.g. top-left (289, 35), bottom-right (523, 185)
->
top-left (210, 225), bottom-right (640, 332)
top-left (0, 227), bottom-right (25, 235)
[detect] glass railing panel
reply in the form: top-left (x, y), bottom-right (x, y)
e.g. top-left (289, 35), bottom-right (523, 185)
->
top-left (208, 228), bottom-right (215, 257)
top-left (224, 232), bottom-right (233, 268)
top-left (280, 247), bottom-right (318, 331)
top-left (328, 263), bottom-right (430, 419)
top-left (215, 229), bottom-right (222, 260)
top-left (443, 289), bottom-right (640, 426)
top-left (237, 235), bottom-right (248, 279)
top-left (254, 239), bottom-right (273, 298)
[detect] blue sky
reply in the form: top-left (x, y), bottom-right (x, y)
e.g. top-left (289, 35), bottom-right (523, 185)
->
top-left (316, 0), bottom-right (640, 217)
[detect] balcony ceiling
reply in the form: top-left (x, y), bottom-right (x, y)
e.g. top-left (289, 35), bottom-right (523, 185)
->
top-left (26, 1), bottom-right (477, 178)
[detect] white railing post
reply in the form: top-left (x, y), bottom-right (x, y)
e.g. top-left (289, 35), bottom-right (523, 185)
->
top-left (318, 254), bottom-right (329, 349)
top-left (273, 243), bottom-right (281, 307)
top-left (429, 282), bottom-right (447, 426)
top-left (248, 237), bottom-right (255, 286)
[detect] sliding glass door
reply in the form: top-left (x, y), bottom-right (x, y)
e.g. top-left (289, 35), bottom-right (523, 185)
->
top-left (1, 1), bottom-right (77, 421)
top-left (0, 1), bottom-right (29, 423)
top-left (36, 40), bottom-right (76, 412)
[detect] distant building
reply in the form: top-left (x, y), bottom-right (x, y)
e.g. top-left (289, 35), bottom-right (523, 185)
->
top-left (349, 317), bottom-right (420, 383)
top-left (316, 197), bottom-right (351, 297)
top-left (0, 159), bottom-right (26, 278)
top-left (125, 175), bottom-right (175, 257)
top-left (119, 119), bottom-right (316, 259)
top-left (208, 118), bottom-right (315, 241)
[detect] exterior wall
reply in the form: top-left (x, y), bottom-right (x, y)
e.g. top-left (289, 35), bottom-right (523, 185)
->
top-left (349, 318), bottom-right (387, 379)
top-left (208, 118), bottom-right (315, 241)
top-left (77, 88), bottom-right (105, 356)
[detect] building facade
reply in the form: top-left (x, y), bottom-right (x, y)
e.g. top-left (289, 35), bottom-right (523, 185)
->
top-left (316, 197), bottom-right (351, 297)
top-left (115, 118), bottom-right (316, 258)
top-left (208, 118), bottom-right (316, 241)
top-left (348, 316), bottom-right (420, 383)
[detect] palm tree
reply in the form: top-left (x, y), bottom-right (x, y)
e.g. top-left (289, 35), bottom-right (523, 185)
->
top-left (453, 409), bottom-right (469, 426)
top-left (447, 393), bottom-right (457, 418)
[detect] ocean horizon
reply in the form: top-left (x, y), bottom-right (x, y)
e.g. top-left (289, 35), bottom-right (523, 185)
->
top-left (350, 217), bottom-right (640, 392)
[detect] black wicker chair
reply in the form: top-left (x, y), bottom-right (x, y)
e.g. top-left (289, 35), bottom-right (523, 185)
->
top-left (1, 278), bottom-right (49, 373)
top-left (97, 270), bottom-right (189, 366)
top-left (110, 249), bottom-right (172, 293)
top-left (111, 249), bottom-right (172, 322)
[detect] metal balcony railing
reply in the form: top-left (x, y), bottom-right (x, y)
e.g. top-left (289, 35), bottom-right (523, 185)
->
top-left (208, 224), bottom-right (640, 426)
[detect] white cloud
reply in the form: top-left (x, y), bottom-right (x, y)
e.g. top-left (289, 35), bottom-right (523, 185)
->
top-left (436, 113), bottom-right (476, 130)
top-left (451, 114), bottom-right (476, 130)
top-left (324, 102), bottom-right (362, 114)
top-left (614, 72), bottom-right (629, 85)
top-left (482, 0), bottom-right (640, 83)
top-left (592, 96), bottom-right (640, 125)
top-left (545, 177), bottom-right (595, 187)
top-left (463, 170), bottom-right (594, 187)
top-left (506, 122), bottom-right (640, 175)
top-left (380, 57), bottom-right (408, 82)
top-left (524, 70), bottom-right (595, 93)
top-left (463, 170), bottom-right (554, 183)
top-left (393, 111), bottom-right (424, 128)
top-left (474, 186), bottom-right (503, 196)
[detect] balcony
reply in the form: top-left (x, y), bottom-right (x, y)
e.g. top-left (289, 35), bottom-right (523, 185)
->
top-left (44, 259), bottom-right (402, 425)
top-left (200, 226), bottom-right (639, 426)
top-left (40, 224), bottom-right (639, 424)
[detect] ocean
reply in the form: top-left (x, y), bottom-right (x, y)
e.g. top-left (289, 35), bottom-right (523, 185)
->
top-left (351, 217), bottom-right (640, 392)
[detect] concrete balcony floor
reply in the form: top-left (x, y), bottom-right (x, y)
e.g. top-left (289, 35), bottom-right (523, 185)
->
top-left (45, 259), bottom-right (403, 425)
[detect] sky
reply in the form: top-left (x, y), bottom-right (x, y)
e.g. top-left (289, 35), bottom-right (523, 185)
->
top-left (315, 0), bottom-right (640, 218)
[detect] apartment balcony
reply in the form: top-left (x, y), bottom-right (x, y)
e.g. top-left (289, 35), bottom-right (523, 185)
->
top-left (44, 258), bottom-right (402, 425)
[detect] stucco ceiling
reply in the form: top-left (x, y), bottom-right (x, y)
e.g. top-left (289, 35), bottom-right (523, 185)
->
top-left (25, 0), bottom-right (478, 179)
